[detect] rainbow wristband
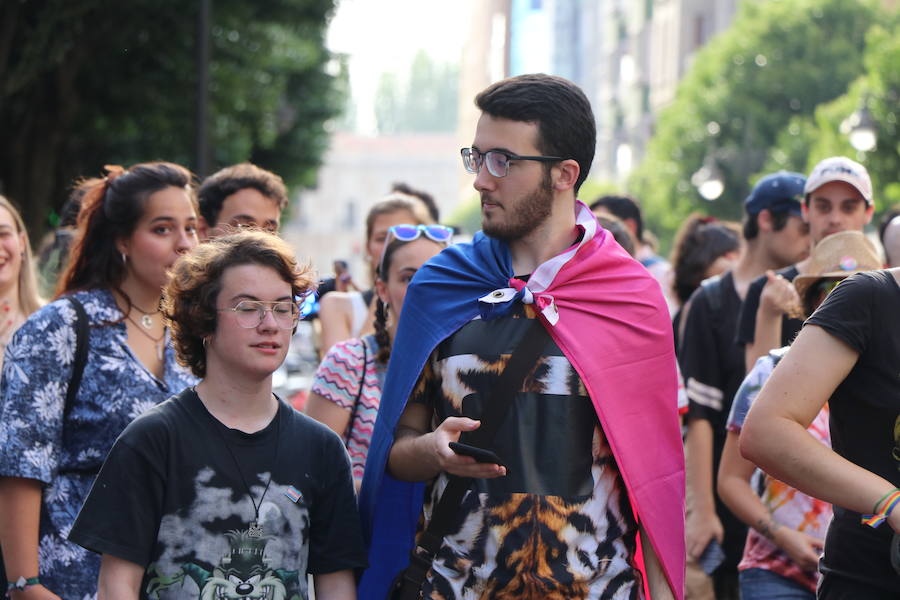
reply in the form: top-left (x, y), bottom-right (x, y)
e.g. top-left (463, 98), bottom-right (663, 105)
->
top-left (861, 490), bottom-right (900, 528)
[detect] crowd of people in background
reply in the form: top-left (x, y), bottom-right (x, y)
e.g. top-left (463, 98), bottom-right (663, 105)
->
top-left (0, 72), bottom-right (899, 600)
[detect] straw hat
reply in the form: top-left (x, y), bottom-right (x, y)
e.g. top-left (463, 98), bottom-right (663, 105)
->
top-left (793, 230), bottom-right (882, 301)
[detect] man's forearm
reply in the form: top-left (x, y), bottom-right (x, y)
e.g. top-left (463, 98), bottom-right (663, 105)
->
top-left (684, 419), bottom-right (715, 513)
top-left (640, 527), bottom-right (675, 600)
top-left (388, 427), bottom-right (441, 482)
top-left (746, 305), bottom-right (782, 372)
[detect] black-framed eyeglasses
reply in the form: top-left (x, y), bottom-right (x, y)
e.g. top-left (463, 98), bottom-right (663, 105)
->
top-left (218, 300), bottom-right (300, 329)
top-left (460, 147), bottom-right (566, 178)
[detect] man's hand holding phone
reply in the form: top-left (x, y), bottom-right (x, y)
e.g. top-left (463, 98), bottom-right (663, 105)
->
top-left (431, 417), bottom-right (506, 479)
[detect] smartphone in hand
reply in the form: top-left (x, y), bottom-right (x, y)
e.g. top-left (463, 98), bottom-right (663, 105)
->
top-left (698, 539), bottom-right (726, 575)
top-left (449, 442), bottom-right (505, 467)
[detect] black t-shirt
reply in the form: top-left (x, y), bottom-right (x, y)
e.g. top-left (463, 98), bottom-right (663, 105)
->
top-left (735, 264), bottom-right (801, 348)
top-left (806, 270), bottom-right (900, 591)
top-left (69, 388), bottom-right (366, 599)
top-left (678, 271), bottom-right (748, 569)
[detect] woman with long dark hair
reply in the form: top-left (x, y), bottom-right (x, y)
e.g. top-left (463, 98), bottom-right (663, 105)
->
top-left (0, 163), bottom-right (199, 598)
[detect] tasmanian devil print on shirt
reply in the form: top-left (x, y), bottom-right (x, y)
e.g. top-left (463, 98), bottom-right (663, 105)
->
top-left (144, 468), bottom-right (308, 599)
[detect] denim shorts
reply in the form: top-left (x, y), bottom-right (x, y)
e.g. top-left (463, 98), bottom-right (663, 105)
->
top-left (739, 568), bottom-right (814, 600)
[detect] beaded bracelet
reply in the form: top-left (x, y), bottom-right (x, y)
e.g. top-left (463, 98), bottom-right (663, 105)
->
top-left (862, 489), bottom-right (900, 528)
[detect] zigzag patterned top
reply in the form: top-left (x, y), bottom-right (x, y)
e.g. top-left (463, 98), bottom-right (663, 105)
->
top-left (311, 334), bottom-right (385, 485)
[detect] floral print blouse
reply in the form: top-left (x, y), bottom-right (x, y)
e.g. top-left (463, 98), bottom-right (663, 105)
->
top-left (0, 288), bottom-right (197, 599)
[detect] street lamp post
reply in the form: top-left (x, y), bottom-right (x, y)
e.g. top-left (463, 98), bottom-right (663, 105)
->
top-left (691, 152), bottom-right (725, 201)
top-left (841, 95), bottom-right (877, 153)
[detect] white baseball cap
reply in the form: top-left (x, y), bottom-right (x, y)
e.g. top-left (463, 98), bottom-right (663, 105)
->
top-left (804, 156), bottom-right (873, 205)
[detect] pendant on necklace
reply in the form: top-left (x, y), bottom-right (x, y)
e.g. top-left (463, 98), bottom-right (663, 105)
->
top-left (141, 314), bottom-right (154, 329)
top-left (248, 521), bottom-right (264, 538)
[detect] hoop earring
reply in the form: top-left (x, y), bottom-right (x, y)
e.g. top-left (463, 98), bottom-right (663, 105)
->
top-left (202, 336), bottom-right (210, 348)
top-left (121, 252), bottom-right (128, 264)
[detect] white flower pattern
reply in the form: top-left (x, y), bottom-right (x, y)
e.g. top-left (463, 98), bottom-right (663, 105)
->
top-left (0, 288), bottom-right (196, 598)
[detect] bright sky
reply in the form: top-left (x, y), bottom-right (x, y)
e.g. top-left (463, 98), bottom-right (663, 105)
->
top-left (326, 0), bottom-right (471, 134)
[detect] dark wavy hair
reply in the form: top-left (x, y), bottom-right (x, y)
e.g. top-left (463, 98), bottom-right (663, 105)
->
top-left (198, 162), bottom-right (288, 227)
top-left (670, 214), bottom-right (742, 304)
top-left (162, 230), bottom-right (315, 378)
top-left (56, 162), bottom-right (196, 303)
top-left (475, 74), bottom-right (596, 193)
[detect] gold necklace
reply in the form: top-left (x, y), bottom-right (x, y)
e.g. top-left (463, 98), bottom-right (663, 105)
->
top-left (125, 313), bottom-right (165, 360)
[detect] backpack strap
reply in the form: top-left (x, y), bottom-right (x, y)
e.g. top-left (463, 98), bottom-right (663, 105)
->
top-left (700, 274), bottom-right (725, 315)
top-left (344, 337), bottom-right (368, 444)
top-left (64, 297), bottom-right (90, 418)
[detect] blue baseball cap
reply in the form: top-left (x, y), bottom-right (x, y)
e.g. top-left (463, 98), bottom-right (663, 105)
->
top-left (744, 171), bottom-right (806, 216)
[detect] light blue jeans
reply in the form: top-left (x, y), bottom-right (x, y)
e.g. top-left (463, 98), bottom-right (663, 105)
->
top-left (739, 568), bottom-right (815, 600)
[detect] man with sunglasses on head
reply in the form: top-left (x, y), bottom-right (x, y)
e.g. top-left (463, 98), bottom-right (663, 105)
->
top-left (358, 74), bottom-right (684, 600)
top-left (197, 162), bottom-right (288, 240)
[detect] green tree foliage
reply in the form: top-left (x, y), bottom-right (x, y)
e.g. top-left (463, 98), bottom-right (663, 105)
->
top-left (628, 0), bottom-right (879, 243)
top-left (0, 0), bottom-right (342, 240)
top-left (765, 23), bottom-right (900, 211)
top-left (374, 50), bottom-right (459, 134)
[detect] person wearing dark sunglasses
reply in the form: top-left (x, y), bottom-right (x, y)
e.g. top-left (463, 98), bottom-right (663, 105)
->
top-left (358, 74), bottom-right (683, 600)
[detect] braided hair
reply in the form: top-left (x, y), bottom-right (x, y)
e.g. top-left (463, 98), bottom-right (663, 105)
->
top-left (372, 238), bottom-right (408, 365)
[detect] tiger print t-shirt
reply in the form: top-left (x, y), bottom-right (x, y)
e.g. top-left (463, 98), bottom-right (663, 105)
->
top-left (411, 303), bottom-right (642, 600)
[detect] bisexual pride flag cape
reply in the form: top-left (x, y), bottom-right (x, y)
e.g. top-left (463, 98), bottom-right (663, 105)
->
top-left (358, 202), bottom-right (685, 599)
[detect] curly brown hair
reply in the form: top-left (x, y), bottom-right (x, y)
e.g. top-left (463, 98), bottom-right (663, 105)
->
top-left (162, 230), bottom-right (315, 378)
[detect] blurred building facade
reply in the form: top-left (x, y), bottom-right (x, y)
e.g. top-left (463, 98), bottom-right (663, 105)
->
top-left (285, 131), bottom-right (458, 283)
top-left (490, 0), bottom-right (741, 183)
top-left (294, 0), bottom-right (743, 277)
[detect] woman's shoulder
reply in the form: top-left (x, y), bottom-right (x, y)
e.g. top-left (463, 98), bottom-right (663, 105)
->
top-left (23, 288), bottom-right (119, 330)
top-left (283, 402), bottom-right (345, 448)
top-left (319, 291), bottom-right (359, 312)
top-left (322, 336), bottom-right (369, 365)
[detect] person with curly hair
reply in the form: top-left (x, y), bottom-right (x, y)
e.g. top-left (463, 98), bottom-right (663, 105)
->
top-left (69, 230), bottom-right (366, 600)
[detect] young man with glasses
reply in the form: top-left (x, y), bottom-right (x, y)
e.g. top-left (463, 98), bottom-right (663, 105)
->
top-left (197, 162), bottom-right (288, 240)
top-left (358, 74), bottom-right (684, 600)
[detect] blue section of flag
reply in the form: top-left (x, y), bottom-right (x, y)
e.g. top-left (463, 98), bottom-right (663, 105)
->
top-left (285, 486), bottom-right (303, 503)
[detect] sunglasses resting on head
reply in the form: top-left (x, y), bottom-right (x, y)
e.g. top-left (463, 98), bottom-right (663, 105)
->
top-left (378, 224), bottom-right (453, 276)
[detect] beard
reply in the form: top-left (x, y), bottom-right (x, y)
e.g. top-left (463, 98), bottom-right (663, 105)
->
top-left (481, 171), bottom-right (553, 242)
